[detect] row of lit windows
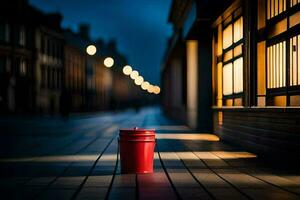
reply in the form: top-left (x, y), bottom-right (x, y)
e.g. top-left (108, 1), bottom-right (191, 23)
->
top-left (267, 41), bottom-right (286, 88)
top-left (291, 0), bottom-right (300, 7)
top-left (0, 23), bottom-right (25, 46)
top-left (0, 57), bottom-right (27, 76)
top-left (267, 0), bottom-right (299, 19)
top-left (267, 0), bottom-right (287, 19)
top-left (267, 34), bottom-right (300, 89)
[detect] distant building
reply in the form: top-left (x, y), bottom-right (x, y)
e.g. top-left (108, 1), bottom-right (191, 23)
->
top-left (64, 25), bottom-right (113, 112)
top-left (162, 0), bottom-right (300, 159)
top-left (96, 39), bottom-right (144, 110)
top-left (35, 13), bottom-right (64, 114)
top-left (0, 0), bottom-right (142, 114)
top-left (63, 27), bottom-right (88, 111)
top-left (0, 0), bottom-right (34, 113)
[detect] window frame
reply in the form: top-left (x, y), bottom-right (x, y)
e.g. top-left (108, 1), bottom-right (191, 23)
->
top-left (265, 0), bottom-right (300, 105)
top-left (221, 11), bottom-right (245, 104)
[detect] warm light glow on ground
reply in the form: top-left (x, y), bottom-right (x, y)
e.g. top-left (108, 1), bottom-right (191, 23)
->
top-left (141, 81), bottom-right (150, 90)
top-left (123, 65), bottom-right (132, 75)
top-left (86, 45), bottom-right (97, 55)
top-left (130, 70), bottom-right (139, 79)
top-left (153, 86), bottom-right (161, 94)
top-left (0, 154), bottom-right (118, 163)
top-left (104, 57), bottom-right (114, 68)
top-left (156, 133), bottom-right (220, 141)
top-left (134, 76), bottom-right (144, 85)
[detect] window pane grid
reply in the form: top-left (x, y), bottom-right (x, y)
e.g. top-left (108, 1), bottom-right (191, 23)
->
top-left (234, 57), bottom-right (243, 93)
top-left (223, 24), bottom-right (233, 49)
top-left (290, 0), bottom-right (300, 7)
top-left (267, 41), bottom-right (286, 88)
top-left (290, 34), bottom-right (300, 86)
top-left (223, 63), bottom-right (233, 95)
top-left (267, 0), bottom-right (287, 19)
top-left (234, 17), bottom-right (243, 43)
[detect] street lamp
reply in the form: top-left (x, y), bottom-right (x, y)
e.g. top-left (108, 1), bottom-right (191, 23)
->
top-left (123, 65), bottom-right (132, 75)
top-left (86, 45), bottom-right (97, 55)
top-left (141, 81), bottom-right (150, 90)
top-left (153, 86), bottom-right (161, 94)
top-left (130, 70), bottom-right (139, 80)
top-left (147, 85), bottom-right (154, 93)
top-left (104, 57), bottom-right (114, 68)
top-left (134, 76), bottom-right (144, 85)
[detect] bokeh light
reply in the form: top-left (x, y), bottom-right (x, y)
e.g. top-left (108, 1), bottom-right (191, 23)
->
top-left (141, 81), bottom-right (150, 90)
top-left (153, 86), bottom-right (161, 94)
top-left (123, 65), bottom-right (132, 75)
top-left (147, 85), bottom-right (155, 93)
top-left (86, 45), bottom-right (97, 55)
top-left (134, 76), bottom-right (144, 85)
top-left (130, 70), bottom-right (139, 80)
top-left (104, 57), bottom-right (114, 68)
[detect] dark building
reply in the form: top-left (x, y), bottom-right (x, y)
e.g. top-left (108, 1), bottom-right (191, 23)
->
top-left (162, 0), bottom-right (300, 159)
top-left (94, 39), bottom-right (142, 110)
top-left (0, 0), bottom-right (64, 114)
top-left (64, 25), bottom-right (113, 112)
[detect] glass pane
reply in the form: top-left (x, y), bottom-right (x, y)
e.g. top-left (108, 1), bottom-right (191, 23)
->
top-left (267, 41), bottom-right (286, 88)
top-left (223, 63), bottom-right (233, 95)
top-left (223, 24), bottom-right (232, 49)
top-left (298, 35), bottom-right (300, 85)
top-left (234, 57), bottom-right (243, 93)
top-left (267, 47), bottom-right (270, 88)
top-left (234, 17), bottom-right (243, 43)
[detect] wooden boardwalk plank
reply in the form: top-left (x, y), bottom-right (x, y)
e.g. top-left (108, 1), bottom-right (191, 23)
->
top-left (157, 142), bottom-right (213, 200)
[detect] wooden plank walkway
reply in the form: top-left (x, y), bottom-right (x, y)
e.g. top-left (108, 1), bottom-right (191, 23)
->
top-left (1, 108), bottom-right (300, 199)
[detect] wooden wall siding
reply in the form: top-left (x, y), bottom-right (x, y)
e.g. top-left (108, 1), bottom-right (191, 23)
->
top-left (213, 109), bottom-right (300, 159)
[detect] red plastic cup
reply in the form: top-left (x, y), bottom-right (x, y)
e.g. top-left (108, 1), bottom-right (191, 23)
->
top-left (119, 127), bottom-right (155, 174)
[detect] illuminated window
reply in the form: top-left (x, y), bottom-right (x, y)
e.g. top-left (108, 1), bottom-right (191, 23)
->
top-left (223, 24), bottom-right (232, 49)
top-left (267, 0), bottom-right (287, 19)
top-left (234, 17), bottom-right (243, 43)
top-left (222, 16), bottom-right (244, 97)
top-left (234, 57), bottom-right (243, 93)
top-left (223, 63), bottom-right (233, 95)
top-left (290, 34), bottom-right (300, 86)
top-left (267, 41), bottom-right (286, 88)
top-left (290, 0), bottom-right (300, 7)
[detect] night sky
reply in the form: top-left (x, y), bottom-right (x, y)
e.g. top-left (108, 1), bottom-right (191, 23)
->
top-left (29, 0), bottom-right (173, 85)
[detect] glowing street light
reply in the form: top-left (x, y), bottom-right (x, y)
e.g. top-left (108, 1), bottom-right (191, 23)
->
top-left (123, 65), bottom-right (132, 75)
top-left (141, 81), bottom-right (150, 90)
top-left (153, 86), bottom-right (161, 94)
top-left (130, 70), bottom-right (139, 80)
top-left (104, 57), bottom-right (114, 68)
top-left (134, 76), bottom-right (144, 85)
top-left (86, 45), bottom-right (97, 55)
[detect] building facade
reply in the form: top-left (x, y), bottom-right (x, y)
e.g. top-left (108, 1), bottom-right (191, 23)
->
top-left (162, 0), bottom-right (300, 159)
top-left (0, 1), bottom-right (135, 114)
top-left (1, 1), bottom-right (38, 113)
top-left (35, 14), bottom-right (64, 114)
top-left (64, 26), bottom-right (113, 112)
